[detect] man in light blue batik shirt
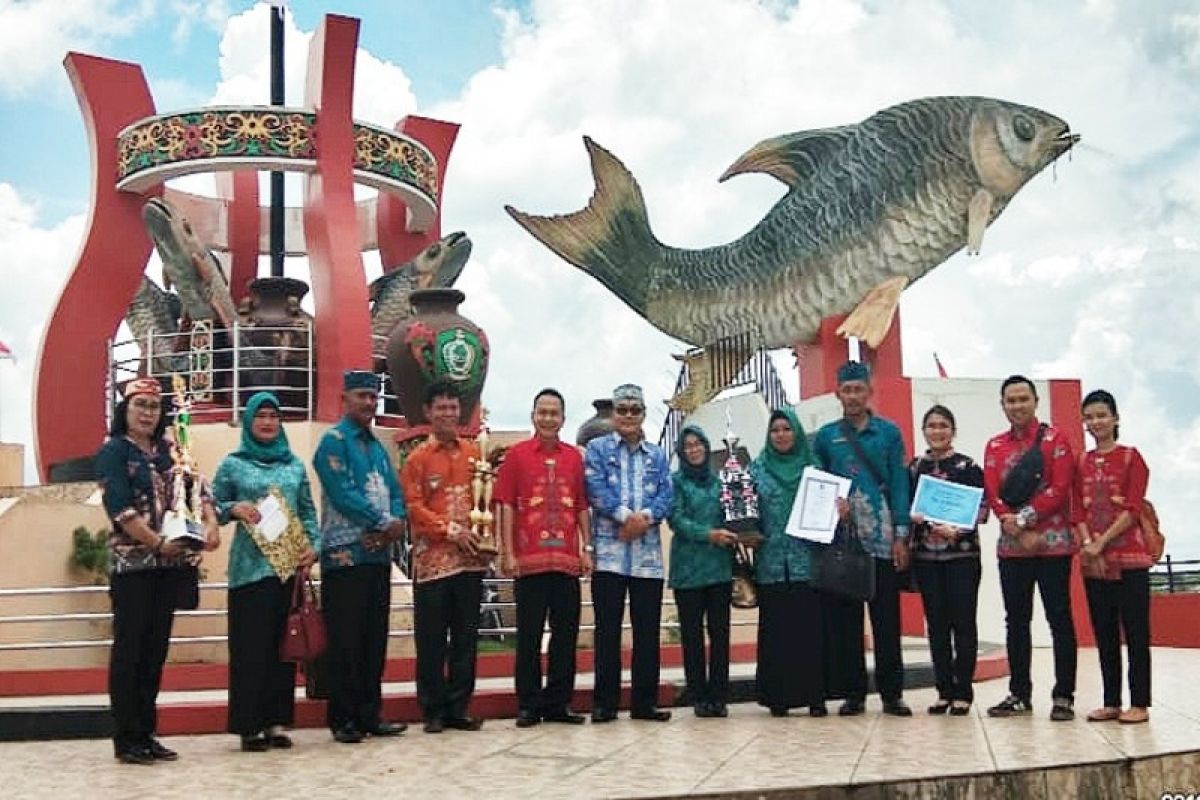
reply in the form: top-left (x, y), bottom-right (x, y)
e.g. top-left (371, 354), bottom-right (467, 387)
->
top-left (584, 383), bottom-right (674, 723)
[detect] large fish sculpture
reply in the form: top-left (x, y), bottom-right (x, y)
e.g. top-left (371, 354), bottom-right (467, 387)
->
top-left (369, 231), bottom-right (473, 347)
top-left (142, 197), bottom-right (239, 328)
top-left (506, 96), bottom-right (1078, 349)
top-left (125, 276), bottom-right (189, 375)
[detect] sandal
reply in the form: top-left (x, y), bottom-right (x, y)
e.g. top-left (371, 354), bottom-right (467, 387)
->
top-left (1086, 706), bottom-right (1121, 722)
top-left (949, 701), bottom-right (971, 716)
top-left (1119, 707), bottom-right (1149, 724)
top-left (927, 699), bottom-right (951, 715)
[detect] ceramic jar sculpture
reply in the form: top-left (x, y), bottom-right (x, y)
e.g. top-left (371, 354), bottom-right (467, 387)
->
top-left (385, 288), bottom-right (489, 426)
top-left (236, 277), bottom-right (314, 411)
top-left (575, 398), bottom-right (615, 446)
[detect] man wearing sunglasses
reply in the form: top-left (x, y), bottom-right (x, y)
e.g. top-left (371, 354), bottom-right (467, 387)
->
top-left (584, 384), bottom-right (674, 723)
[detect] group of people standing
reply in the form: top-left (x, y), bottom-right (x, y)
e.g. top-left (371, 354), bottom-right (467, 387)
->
top-left (94, 361), bottom-right (1155, 766)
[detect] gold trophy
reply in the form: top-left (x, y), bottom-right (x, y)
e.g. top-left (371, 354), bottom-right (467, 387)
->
top-left (160, 375), bottom-right (207, 550)
top-left (469, 411), bottom-right (499, 555)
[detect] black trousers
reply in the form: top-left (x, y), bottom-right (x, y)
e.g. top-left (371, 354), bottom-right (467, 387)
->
top-left (823, 557), bottom-right (904, 703)
top-left (413, 571), bottom-right (483, 721)
top-left (108, 569), bottom-right (178, 753)
top-left (674, 582), bottom-right (732, 706)
top-left (998, 556), bottom-right (1077, 703)
top-left (592, 571), bottom-right (663, 713)
top-left (756, 581), bottom-right (823, 709)
top-left (1085, 569), bottom-right (1151, 708)
top-left (321, 563), bottom-right (391, 732)
top-left (915, 559), bottom-right (981, 702)
top-left (515, 572), bottom-right (581, 714)
top-left (227, 575), bottom-right (297, 735)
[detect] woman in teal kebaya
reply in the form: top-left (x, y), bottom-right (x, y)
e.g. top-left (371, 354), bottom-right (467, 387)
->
top-left (668, 425), bottom-right (736, 717)
top-left (749, 408), bottom-right (827, 717)
top-left (212, 392), bottom-right (320, 752)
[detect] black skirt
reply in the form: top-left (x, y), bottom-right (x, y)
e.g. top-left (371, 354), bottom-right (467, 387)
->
top-left (755, 581), bottom-right (824, 709)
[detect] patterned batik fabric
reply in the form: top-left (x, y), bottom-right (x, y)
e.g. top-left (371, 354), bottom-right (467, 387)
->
top-left (667, 470), bottom-right (734, 590)
top-left (95, 436), bottom-right (195, 574)
top-left (1072, 445), bottom-right (1154, 572)
top-left (747, 460), bottom-right (816, 585)
top-left (493, 437), bottom-right (587, 577)
top-left (584, 432), bottom-right (673, 579)
top-left (400, 436), bottom-right (490, 584)
top-left (983, 419), bottom-right (1077, 558)
top-left (812, 414), bottom-right (912, 560)
top-left (211, 454), bottom-right (320, 588)
top-left (908, 452), bottom-right (985, 561)
top-left (312, 417), bottom-right (406, 572)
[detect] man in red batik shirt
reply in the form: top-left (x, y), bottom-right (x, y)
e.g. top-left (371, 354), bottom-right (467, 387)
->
top-left (983, 375), bottom-right (1077, 722)
top-left (495, 388), bottom-right (593, 727)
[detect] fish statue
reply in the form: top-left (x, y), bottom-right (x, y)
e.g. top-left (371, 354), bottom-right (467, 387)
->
top-left (124, 276), bottom-right (189, 375)
top-left (142, 197), bottom-right (239, 328)
top-left (506, 96), bottom-right (1079, 349)
top-left (369, 231), bottom-right (473, 347)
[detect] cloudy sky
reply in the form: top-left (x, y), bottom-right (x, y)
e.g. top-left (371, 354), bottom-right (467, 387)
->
top-left (1, 0), bottom-right (1197, 556)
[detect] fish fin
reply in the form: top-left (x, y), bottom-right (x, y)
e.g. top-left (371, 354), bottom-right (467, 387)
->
top-left (966, 189), bottom-right (994, 255)
top-left (836, 276), bottom-right (907, 349)
top-left (719, 127), bottom-right (855, 187)
top-left (506, 137), bottom-right (658, 315)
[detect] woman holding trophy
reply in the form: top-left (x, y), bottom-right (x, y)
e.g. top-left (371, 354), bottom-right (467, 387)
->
top-left (212, 392), bottom-right (320, 751)
top-left (95, 378), bottom-right (219, 765)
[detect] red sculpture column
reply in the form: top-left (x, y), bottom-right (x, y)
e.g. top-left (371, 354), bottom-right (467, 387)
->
top-left (303, 15), bottom-right (373, 420)
top-left (216, 170), bottom-right (261, 305)
top-left (376, 116), bottom-right (460, 270)
top-left (34, 54), bottom-right (160, 481)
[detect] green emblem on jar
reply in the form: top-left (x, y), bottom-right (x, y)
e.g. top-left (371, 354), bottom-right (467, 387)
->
top-left (435, 328), bottom-right (485, 390)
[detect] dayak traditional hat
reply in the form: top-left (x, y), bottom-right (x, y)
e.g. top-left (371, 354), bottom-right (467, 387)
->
top-left (836, 361), bottom-right (871, 385)
top-left (343, 370), bottom-right (380, 392)
top-left (124, 377), bottom-right (163, 399)
top-left (612, 383), bottom-right (645, 406)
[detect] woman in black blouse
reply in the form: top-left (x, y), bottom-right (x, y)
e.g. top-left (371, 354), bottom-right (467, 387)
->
top-left (908, 405), bottom-right (985, 716)
top-left (95, 378), bottom-right (217, 764)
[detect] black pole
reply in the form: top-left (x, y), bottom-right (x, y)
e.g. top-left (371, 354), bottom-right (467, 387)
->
top-left (269, 3), bottom-right (285, 278)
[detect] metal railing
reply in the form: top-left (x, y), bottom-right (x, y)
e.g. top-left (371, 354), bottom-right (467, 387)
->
top-left (1150, 556), bottom-right (1200, 593)
top-left (0, 577), bottom-right (758, 653)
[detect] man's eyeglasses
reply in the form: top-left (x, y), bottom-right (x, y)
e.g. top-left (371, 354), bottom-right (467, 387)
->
top-left (614, 405), bottom-right (644, 417)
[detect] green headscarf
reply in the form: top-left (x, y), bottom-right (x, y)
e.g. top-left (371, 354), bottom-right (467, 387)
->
top-left (675, 424), bottom-right (715, 486)
top-left (754, 407), bottom-right (813, 495)
top-left (234, 392), bottom-right (294, 464)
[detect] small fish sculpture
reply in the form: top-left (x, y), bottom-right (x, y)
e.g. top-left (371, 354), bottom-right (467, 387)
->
top-left (142, 197), bottom-right (238, 328)
top-left (507, 96), bottom-right (1078, 349)
top-left (125, 276), bottom-right (189, 375)
top-left (369, 231), bottom-right (472, 346)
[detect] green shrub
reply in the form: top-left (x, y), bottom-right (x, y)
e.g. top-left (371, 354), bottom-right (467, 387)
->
top-left (70, 526), bottom-right (109, 584)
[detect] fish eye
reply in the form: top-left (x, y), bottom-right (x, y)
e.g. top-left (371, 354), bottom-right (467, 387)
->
top-left (427, 245), bottom-right (441, 257)
top-left (1013, 115), bottom-right (1035, 142)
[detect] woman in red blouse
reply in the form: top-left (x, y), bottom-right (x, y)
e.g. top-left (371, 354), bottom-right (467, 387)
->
top-left (1073, 389), bottom-right (1152, 725)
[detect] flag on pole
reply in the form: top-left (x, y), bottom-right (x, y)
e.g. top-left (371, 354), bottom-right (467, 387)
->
top-left (933, 351), bottom-right (948, 379)
top-left (0, 340), bottom-right (13, 362)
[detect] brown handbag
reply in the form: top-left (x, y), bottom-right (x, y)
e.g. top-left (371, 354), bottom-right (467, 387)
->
top-left (280, 567), bottom-right (327, 663)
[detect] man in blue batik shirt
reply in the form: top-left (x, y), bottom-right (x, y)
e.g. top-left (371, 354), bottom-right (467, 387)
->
top-left (813, 361), bottom-right (913, 718)
top-left (313, 370), bottom-right (408, 744)
top-left (584, 383), bottom-right (674, 723)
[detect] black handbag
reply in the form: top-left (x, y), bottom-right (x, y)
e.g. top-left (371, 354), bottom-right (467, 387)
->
top-left (813, 523), bottom-right (876, 602)
top-left (998, 424), bottom-right (1047, 508)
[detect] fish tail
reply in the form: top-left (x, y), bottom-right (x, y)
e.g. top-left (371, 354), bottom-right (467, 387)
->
top-left (505, 137), bottom-right (659, 314)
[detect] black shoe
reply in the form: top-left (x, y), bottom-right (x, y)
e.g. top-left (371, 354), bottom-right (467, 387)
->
top-left (710, 702), bottom-right (729, 718)
top-left (839, 700), bottom-right (865, 717)
top-left (949, 701), bottom-right (972, 717)
top-left (591, 707), bottom-right (617, 724)
top-left (423, 718), bottom-right (445, 734)
top-left (809, 704), bottom-right (828, 718)
top-left (1049, 697), bottom-right (1075, 722)
top-left (241, 732), bottom-right (270, 752)
top-left (882, 700), bottom-right (913, 717)
top-left (694, 702), bottom-right (716, 718)
top-left (516, 709), bottom-right (541, 728)
top-left (268, 733), bottom-right (294, 749)
top-left (444, 716), bottom-right (484, 731)
top-left (987, 695), bottom-right (1032, 718)
top-left (630, 708), bottom-right (671, 722)
top-left (332, 724), bottom-right (364, 744)
top-left (928, 699), bottom-right (951, 715)
top-left (769, 706), bottom-right (789, 718)
top-left (147, 738), bottom-right (178, 761)
top-left (115, 745), bottom-right (155, 766)
top-left (542, 710), bottom-right (586, 725)
top-left (367, 720), bottom-right (407, 737)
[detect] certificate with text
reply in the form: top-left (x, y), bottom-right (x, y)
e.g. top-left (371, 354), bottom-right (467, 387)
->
top-left (910, 474), bottom-right (984, 530)
top-left (786, 467), bottom-right (852, 544)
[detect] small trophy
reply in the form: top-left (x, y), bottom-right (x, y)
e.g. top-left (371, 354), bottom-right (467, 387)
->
top-left (468, 410), bottom-right (499, 555)
top-left (160, 375), bottom-right (207, 551)
top-left (718, 410), bottom-right (763, 545)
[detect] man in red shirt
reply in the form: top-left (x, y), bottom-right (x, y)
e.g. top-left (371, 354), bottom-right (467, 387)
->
top-left (982, 375), bottom-right (1078, 721)
top-left (400, 382), bottom-right (491, 734)
top-left (496, 388), bottom-right (593, 727)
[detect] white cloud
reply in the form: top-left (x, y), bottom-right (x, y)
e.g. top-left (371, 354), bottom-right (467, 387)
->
top-left (0, 0), bottom-right (155, 95)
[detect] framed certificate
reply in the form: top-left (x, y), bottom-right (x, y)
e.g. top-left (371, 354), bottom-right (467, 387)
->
top-left (910, 475), bottom-right (984, 529)
top-left (785, 467), bottom-right (852, 544)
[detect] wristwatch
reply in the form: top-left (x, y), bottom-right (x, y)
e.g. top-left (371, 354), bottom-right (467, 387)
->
top-left (583, 544), bottom-right (595, 554)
